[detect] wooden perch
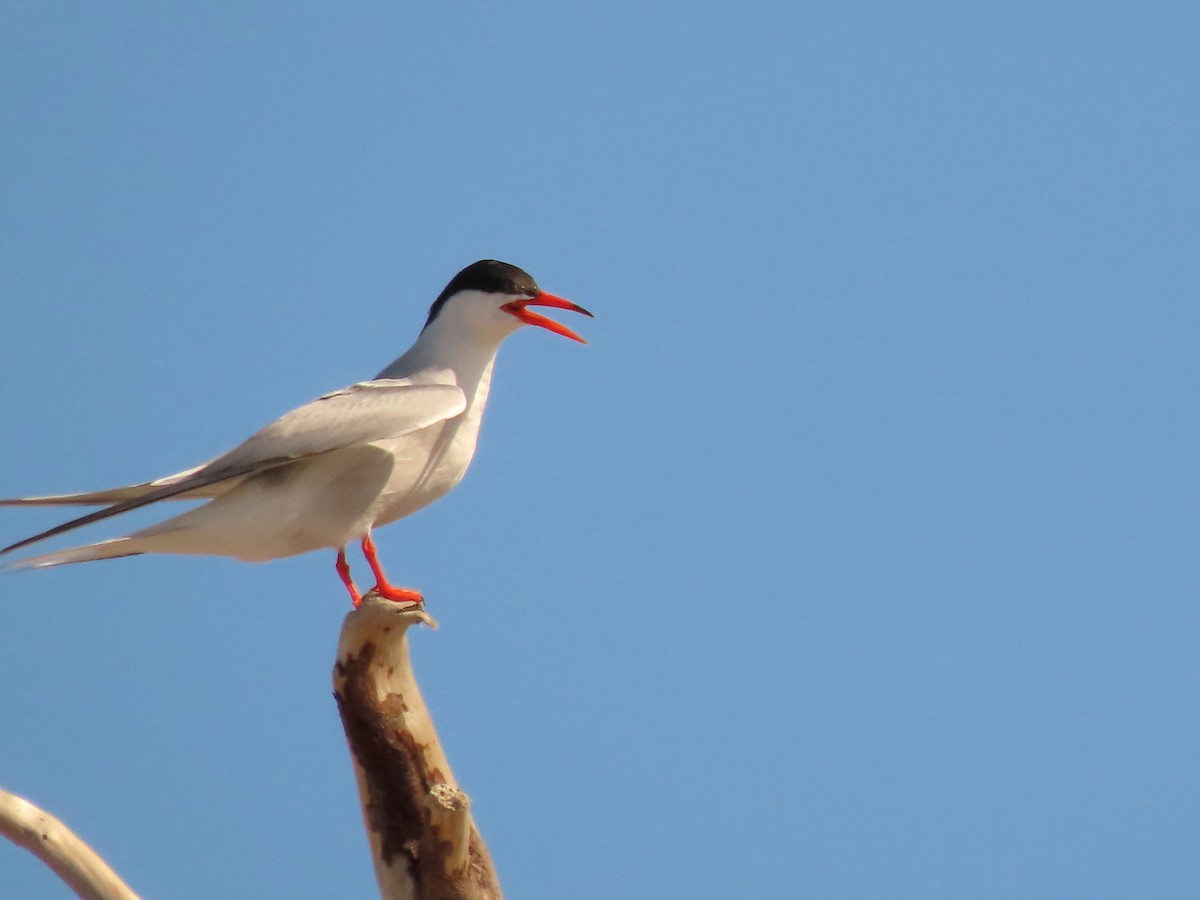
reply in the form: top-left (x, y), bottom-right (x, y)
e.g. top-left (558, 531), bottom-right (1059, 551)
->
top-left (0, 787), bottom-right (141, 900)
top-left (333, 596), bottom-right (502, 900)
top-left (4, 593), bottom-right (499, 900)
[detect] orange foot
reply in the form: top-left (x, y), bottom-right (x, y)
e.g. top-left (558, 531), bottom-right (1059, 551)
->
top-left (361, 533), bottom-right (425, 606)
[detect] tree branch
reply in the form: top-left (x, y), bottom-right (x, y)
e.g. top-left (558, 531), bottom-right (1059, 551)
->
top-left (0, 787), bottom-right (141, 900)
top-left (333, 596), bottom-right (502, 900)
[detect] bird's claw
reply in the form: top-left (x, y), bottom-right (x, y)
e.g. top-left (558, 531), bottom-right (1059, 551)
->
top-left (367, 583), bottom-right (425, 607)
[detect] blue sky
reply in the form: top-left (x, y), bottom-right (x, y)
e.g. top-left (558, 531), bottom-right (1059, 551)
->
top-left (2, 2), bottom-right (1198, 897)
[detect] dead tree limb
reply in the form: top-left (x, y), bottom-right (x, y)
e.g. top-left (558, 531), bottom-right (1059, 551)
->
top-left (4, 593), bottom-right (497, 900)
top-left (0, 787), bottom-right (141, 900)
top-left (333, 596), bottom-right (501, 900)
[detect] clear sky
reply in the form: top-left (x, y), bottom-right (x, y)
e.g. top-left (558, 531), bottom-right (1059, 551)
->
top-left (2, 3), bottom-right (1198, 898)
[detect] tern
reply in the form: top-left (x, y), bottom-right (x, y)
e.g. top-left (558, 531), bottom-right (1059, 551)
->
top-left (0, 259), bottom-right (592, 606)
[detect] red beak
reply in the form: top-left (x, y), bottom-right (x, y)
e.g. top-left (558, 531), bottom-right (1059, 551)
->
top-left (501, 292), bottom-right (594, 344)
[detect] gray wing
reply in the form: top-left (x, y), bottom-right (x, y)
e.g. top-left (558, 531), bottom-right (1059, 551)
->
top-left (0, 463), bottom-right (226, 507)
top-left (1, 379), bottom-right (466, 557)
top-left (210, 380), bottom-right (465, 470)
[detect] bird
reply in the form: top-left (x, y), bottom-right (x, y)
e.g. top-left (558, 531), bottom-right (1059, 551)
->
top-left (0, 259), bottom-right (592, 607)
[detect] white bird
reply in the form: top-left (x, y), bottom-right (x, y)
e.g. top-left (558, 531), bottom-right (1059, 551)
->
top-left (0, 259), bottom-right (592, 607)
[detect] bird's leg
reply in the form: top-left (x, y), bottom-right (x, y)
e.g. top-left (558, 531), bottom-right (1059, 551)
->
top-left (360, 533), bottom-right (424, 605)
top-left (335, 548), bottom-right (363, 608)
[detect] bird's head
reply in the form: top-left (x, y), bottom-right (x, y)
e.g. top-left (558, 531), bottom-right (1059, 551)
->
top-left (423, 260), bottom-right (593, 345)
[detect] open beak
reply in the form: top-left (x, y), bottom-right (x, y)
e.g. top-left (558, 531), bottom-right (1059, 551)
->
top-left (501, 293), bottom-right (594, 344)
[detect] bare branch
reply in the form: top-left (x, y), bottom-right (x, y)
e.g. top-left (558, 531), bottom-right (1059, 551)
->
top-left (333, 596), bottom-right (502, 900)
top-left (0, 788), bottom-right (141, 900)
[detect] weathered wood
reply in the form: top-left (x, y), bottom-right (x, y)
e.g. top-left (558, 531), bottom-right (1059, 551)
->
top-left (333, 597), bottom-right (501, 900)
top-left (0, 788), bottom-right (141, 900)
top-left (4, 592), bottom-right (501, 900)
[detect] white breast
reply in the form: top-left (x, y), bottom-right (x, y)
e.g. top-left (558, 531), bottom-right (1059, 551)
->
top-left (368, 357), bottom-right (495, 528)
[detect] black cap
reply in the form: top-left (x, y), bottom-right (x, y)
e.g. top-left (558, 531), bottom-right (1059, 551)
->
top-left (424, 260), bottom-right (540, 329)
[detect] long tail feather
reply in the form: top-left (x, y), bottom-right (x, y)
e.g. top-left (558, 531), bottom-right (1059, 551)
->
top-left (0, 463), bottom-right (228, 508)
top-left (2, 487), bottom-right (170, 507)
top-left (0, 459), bottom-right (271, 558)
top-left (3, 538), bottom-right (143, 570)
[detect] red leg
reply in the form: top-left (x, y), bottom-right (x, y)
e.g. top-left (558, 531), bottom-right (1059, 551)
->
top-left (361, 533), bottom-right (424, 605)
top-left (335, 548), bottom-right (363, 608)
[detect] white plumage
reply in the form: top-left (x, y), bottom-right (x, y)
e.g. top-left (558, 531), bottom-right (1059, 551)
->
top-left (0, 260), bottom-right (592, 605)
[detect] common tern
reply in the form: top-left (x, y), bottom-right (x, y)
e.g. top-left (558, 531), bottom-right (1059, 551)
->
top-left (0, 259), bottom-right (592, 606)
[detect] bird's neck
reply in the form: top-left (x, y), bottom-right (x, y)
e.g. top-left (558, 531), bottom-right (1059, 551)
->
top-left (374, 321), bottom-right (505, 410)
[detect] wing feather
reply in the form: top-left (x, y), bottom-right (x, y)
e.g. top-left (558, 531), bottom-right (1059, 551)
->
top-left (0, 463), bottom-right (224, 507)
top-left (0, 460), bottom-right (275, 557)
top-left (0, 379), bottom-right (467, 557)
top-left (210, 381), bottom-right (466, 470)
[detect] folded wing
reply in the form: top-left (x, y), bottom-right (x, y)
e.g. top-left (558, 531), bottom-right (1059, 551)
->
top-left (0, 379), bottom-right (466, 557)
top-left (0, 463), bottom-right (223, 507)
